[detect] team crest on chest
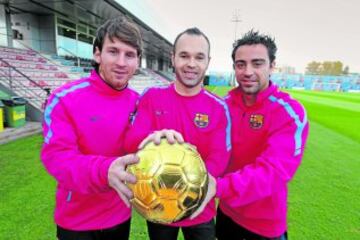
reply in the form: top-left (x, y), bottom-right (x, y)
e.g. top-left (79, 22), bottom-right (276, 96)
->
top-left (249, 114), bottom-right (264, 129)
top-left (194, 113), bottom-right (209, 128)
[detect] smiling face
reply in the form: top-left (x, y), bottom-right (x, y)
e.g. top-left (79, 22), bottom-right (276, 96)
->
top-left (93, 35), bottom-right (139, 90)
top-left (172, 33), bottom-right (210, 96)
top-left (234, 44), bottom-right (275, 95)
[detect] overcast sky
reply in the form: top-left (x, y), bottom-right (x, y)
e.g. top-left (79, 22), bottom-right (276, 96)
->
top-left (116, 0), bottom-right (360, 74)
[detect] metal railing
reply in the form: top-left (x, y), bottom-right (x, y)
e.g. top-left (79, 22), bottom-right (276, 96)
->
top-left (57, 46), bottom-right (80, 67)
top-left (0, 57), bottom-right (51, 110)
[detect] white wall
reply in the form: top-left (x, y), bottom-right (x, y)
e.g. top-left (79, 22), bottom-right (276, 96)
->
top-left (12, 13), bottom-right (39, 50)
top-left (38, 15), bottom-right (56, 53)
top-left (141, 57), bottom-right (147, 68)
top-left (0, 4), bottom-right (8, 46)
top-left (11, 13), bottom-right (56, 53)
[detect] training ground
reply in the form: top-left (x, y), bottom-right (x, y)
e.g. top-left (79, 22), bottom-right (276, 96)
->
top-left (0, 87), bottom-right (359, 239)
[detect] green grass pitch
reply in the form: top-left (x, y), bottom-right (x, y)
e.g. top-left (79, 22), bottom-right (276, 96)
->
top-left (0, 87), bottom-right (359, 239)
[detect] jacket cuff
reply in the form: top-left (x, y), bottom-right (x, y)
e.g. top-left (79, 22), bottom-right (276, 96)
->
top-left (216, 177), bottom-right (230, 199)
top-left (99, 157), bottom-right (118, 188)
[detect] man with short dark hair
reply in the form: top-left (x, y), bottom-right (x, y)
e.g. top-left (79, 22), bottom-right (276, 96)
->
top-left (125, 27), bottom-right (231, 240)
top-left (41, 16), bottom-right (142, 240)
top-left (214, 30), bottom-right (309, 240)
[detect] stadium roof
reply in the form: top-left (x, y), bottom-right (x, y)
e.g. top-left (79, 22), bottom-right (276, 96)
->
top-left (0, 0), bottom-right (172, 58)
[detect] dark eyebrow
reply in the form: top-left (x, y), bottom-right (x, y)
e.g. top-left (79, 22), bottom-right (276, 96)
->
top-left (234, 60), bottom-right (246, 64)
top-left (105, 46), bottom-right (117, 50)
top-left (126, 51), bottom-right (136, 55)
top-left (252, 59), bottom-right (266, 63)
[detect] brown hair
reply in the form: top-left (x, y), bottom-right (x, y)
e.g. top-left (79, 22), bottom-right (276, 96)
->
top-left (92, 16), bottom-right (143, 71)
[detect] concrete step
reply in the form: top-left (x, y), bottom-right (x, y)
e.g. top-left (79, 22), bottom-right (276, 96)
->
top-left (0, 122), bottom-right (42, 145)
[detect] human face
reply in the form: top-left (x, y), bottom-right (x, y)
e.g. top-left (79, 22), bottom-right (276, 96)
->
top-left (233, 44), bottom-right (275, 95)
top-left (94, 36), bottom-right (139, 90)
top-left (172, 34), bottom-right (210, 96)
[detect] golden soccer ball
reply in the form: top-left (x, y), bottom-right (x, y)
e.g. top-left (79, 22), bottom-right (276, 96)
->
top-left (127, 139), bottom-right (208, 224)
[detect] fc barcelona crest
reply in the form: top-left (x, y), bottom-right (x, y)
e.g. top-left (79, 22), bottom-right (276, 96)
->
top-left (194, 113), bottom-right (209, 128)
top-left (249, 114), bottom-right (264, 129)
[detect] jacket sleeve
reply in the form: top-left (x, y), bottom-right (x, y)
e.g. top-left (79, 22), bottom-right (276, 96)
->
top-left (124, 91), bottom-right (154, 153)
top-left (205, 106), bottom-right (231, 178)
top-left (41, 94), bottom-right (116, 194)
top-left (216, 102), bottom-right (309, 207)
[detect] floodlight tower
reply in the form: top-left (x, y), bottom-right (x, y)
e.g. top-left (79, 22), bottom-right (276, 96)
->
top-left (230, 9), bottom-right (241, 86)
top-left (231, 9), bottom-right (241, 42)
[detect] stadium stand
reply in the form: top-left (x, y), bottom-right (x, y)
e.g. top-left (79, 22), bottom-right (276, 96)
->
top-left (271, 73), bottom-right (360, 92)
top-left (0, 45), bottom-right (170, 110)
top-left (62, 55), bottom-right (93, 73)
top-left (129, 68), bottom-right (170, 94)
top-left (154, 70), bottom-right (176, 81)
top-left (0, 46), bottom-right (73, 109)
top-left (208, 71), bottom-right (232, 86)
top-left (0, 44), bottom-right (168, 143)
top-left (0, 0), bottom-right (174, 128)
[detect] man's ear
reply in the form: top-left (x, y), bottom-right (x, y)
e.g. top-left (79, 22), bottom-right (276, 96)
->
top-left (171, 51), bottom-right (175, 67)
top-left (137, 54), bottom-right (141, 67)
top-left (93, 47), bottom-right (101, 64)
top-left (270, 61), bottom-right (276, 73)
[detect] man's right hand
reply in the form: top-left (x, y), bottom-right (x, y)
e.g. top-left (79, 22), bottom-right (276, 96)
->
top-left (138, 129), bottom-right (184, 149)
top-left (189, 174), bottom-right (217, 220)
top-left (108, 154), bottom-right (139, 207)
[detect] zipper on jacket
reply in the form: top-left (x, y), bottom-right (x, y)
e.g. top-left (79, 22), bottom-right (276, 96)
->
top-left (66, 191), bottom-right (72, 202)
top-left (239, 111), bottom-right (247, 136)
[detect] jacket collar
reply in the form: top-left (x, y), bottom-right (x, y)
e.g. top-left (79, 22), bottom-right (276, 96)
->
top-left (171, 82), bottom-right (204, 99)
top-left (89, 70), bottom-right (129, 96)
top-left (228, 81), bottom-right (278, 109)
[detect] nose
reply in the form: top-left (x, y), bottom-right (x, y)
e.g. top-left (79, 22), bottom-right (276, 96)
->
top-left (116, 54), bottom-right (126, 66)
top-left (187, 57), bottom-right (196, 67)
top-left (243, 65), bottom-right (254, 76)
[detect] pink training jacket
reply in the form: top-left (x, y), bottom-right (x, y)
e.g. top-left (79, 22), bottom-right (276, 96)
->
top-left (41, 70), bottom-right (139, 231)
top-left (217, 82), bottom-right (309, 237)
top-left (125, 83), bottom-right (231, 227)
